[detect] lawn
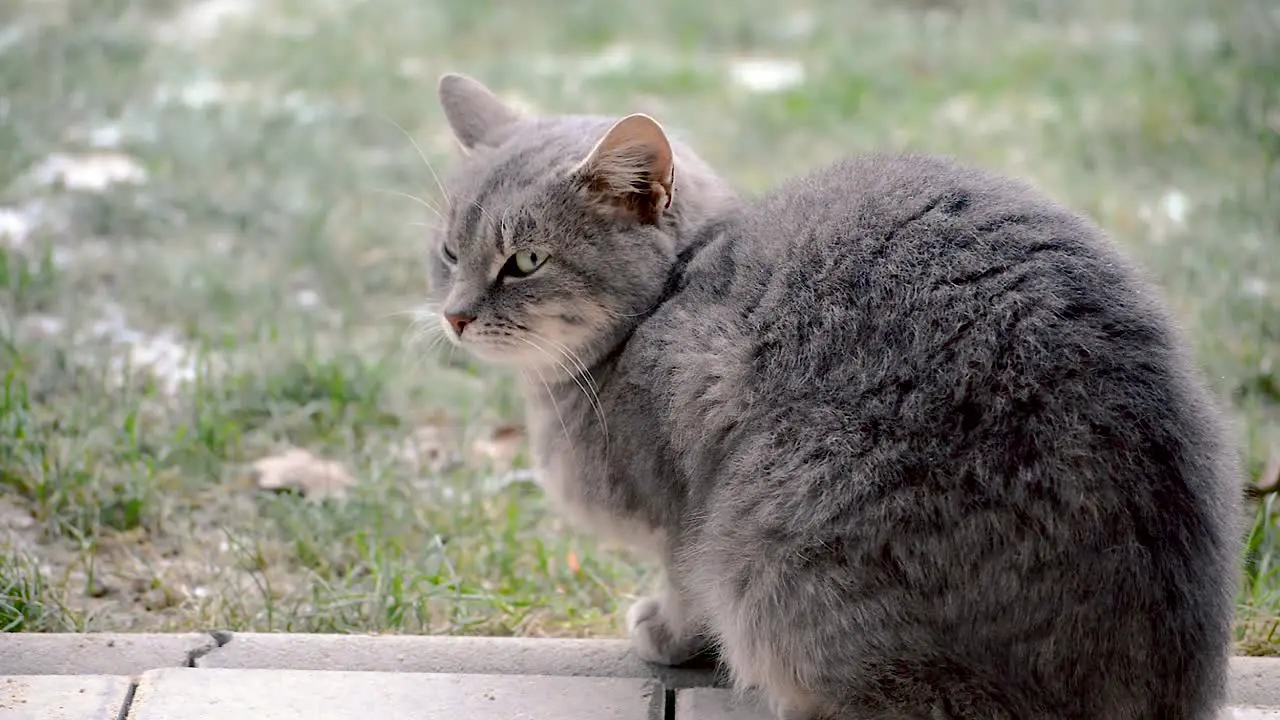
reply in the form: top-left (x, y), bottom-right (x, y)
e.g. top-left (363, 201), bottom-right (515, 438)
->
top-left (1, 0), bottom-right (1278, 652)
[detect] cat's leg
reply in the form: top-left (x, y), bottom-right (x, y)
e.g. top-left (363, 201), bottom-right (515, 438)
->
top-left (694, 539), bottom-right (871, 720)
top-left (626, 569), bottom-right (709, 666)
top-left (771, 694), bottom-right (836, 720)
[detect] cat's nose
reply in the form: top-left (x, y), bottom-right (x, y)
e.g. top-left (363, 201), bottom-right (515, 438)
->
top-left (446, 313), bottom-right (476, 336)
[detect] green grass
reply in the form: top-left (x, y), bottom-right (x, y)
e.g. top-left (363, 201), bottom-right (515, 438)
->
top-left (0, 0), bottom-right (1277, 652)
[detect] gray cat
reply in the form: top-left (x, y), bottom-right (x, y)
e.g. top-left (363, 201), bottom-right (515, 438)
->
top-left (424, 73), bottom-right (1242, 719)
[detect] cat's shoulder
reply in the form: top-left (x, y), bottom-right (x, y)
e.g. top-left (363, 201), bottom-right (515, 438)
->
top-left (772, 151), bottom-right (1054, 208)
top-left (737, 151), bottom-right (1097, 252)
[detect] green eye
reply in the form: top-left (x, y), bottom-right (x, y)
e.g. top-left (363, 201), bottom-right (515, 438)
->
top-left (509, 248), bottom-right (549, 277)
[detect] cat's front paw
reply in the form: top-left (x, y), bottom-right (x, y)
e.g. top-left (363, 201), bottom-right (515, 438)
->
top-left (626, 595), bottom-right (705, 666)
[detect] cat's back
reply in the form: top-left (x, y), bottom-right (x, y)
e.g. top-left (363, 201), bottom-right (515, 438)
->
top-left (677, 152), bottom-right (1217, 417)
top-left (641, 152), bottom-right (1240, 717)
top-left (666, 153), bottom-right (1198, 419)
top-left (667, 151), bottom-right (1239, 518)
top-left (736, 151), bottom-right (1120, 293)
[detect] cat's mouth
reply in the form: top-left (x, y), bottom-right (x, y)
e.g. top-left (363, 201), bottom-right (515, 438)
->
top-left (439, 316), bottom-right (583, 374)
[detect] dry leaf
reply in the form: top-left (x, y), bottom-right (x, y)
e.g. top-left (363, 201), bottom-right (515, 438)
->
top-left (1253, 452), bottom-right (1280, 499)
top-left (251, 448), bottom-right (356, 502)
top-left (566, 550), bottom-right (581, 575)
top-left (397, 424), bottom-right (459, 474)
top-left (469, 423), bottom-right (525, 472)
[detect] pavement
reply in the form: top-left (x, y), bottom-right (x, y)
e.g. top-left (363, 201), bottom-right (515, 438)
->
top-left (1, 633), bottom-right (1278, 719)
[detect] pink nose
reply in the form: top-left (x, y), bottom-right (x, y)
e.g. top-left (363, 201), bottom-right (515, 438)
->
top-left (446, 313), bottom-right (475, 336)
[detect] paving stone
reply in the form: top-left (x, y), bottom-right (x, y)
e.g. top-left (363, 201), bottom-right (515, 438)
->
top-left (1232, 657), bottom-right (1280, 708)
top-left (674, 689), bottom-right (771, 719)
top-left (672, 689), bottom-right (1280, 720)
top-left (0, 633), bottom-right (215, 676)
top-left (199, 633), bottom-right (721, 688)
top-left (127, 667), bottom-right (661, 720)
top-left (0, 675), bottom-right (131, 720)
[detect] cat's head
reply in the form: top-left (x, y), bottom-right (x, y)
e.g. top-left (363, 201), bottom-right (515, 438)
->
top-left (424, 73), bottom-right (728, 376)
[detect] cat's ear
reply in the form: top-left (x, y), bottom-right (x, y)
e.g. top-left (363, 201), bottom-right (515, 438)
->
top-left (573, 113), bottom-right (675, 224)
top-left (437, 73), bottom-right (522, 152)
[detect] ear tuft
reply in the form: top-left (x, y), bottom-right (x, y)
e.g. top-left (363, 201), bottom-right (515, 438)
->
top-left (437, 73), bottom-right (522, 151)
top-left (574, 114), bottom-right (675, 224)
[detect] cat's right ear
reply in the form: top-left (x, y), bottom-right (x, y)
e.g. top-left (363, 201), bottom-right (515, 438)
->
top-left (572, 113), bottom-right (675, 225)
top-left (437, 73), bottom-right (522, 153)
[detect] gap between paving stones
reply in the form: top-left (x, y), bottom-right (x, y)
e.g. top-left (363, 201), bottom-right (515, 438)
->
top-left (0, 633), bottom-right (218, 676)
top-left (184, 630), bottom-right (232, 668)
top-left (117, 681), bottom-right (138, 720)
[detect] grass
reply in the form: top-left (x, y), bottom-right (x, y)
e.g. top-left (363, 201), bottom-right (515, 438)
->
top-left (0, 0), bottom-right (1276, 652)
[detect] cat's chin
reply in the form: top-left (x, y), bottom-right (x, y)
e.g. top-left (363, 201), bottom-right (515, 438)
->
top-left (455, 339), bottom-right (566, 376)
top-left (454, 342), bottom-right (522, 366)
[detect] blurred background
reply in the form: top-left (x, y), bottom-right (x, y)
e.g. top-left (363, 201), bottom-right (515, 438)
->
top-left (1, 0), bottom-right (1277, 652)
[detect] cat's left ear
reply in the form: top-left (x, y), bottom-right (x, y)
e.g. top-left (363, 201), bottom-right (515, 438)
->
top-left (437, 73), bottom-right (522, 152)
top-left (573, 114), bottom-right (674, 225)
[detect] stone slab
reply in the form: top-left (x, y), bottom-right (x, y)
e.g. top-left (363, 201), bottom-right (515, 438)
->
top-left (0, 633), bottom-right (215, 676)
top-left (201, 634), bottom-right (1280, 699)
top-left (673, 689), bottom-right (1280, 720)
top-left (127, 667), bottom-right (660, 720)
top-left (5, 633), bottom-right (1279, 717)
top-left (1231, 656), bottom-right (1280, 707)
top-left (0, 675), bottom-right (131, 720)
top-left (675, 688), bottom-right (771, 719)
top-left (198, 633), bottom-right (722, 688)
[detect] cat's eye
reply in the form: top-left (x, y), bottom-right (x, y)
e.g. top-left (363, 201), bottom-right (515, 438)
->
top-left (441, 244), bottom-right (457, 264)
top-left (501, 248), bottom-right (549, 279)
top-left (515, 249), bottom-right (547, 274)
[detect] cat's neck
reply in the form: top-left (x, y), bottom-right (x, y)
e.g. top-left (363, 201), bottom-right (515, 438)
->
top-left (517, 350), bottom-right (621, 409)
top-left (515, 224), bottom-right (714, 405)
top-left (518, 150), bottom-right (734, 401)
top-left (665, 146), bottom-right (737, 253)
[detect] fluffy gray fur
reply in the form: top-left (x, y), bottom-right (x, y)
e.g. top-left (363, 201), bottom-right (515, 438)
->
top-left (424, 73), bottom-right (1243, 719)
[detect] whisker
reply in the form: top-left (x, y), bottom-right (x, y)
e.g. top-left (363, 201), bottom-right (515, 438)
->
top-left (470, 198), bottom-right (498, 226)
top-left (522, 332), bottom-right (607, 451)
top-left (425, 333), bottom-right (452, 357)
top-left (524, 329), bottom-right (600, 394)
top-left (372, 112), bottom-right (453, 210)
top-left (399, 326), bottom-right (455, 376)
top-left (445, 334), bottom-right (460, 365)
top-left (530, 365), bottom-right (573, 448)
top-left (381, 305), bottom-right (440, 320)
top-left (388, 309), bottom-right (445, 349)
top-left (402, 324), bottom-right (442, 353)
top-left (398, 307), bottom-right (446, 343)
top-left (514, 336), bottom-right (609, 448)
top-left (405, 324), bottom-right (444, 349)
top-left (371, 187), bottom-right (443, 220)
